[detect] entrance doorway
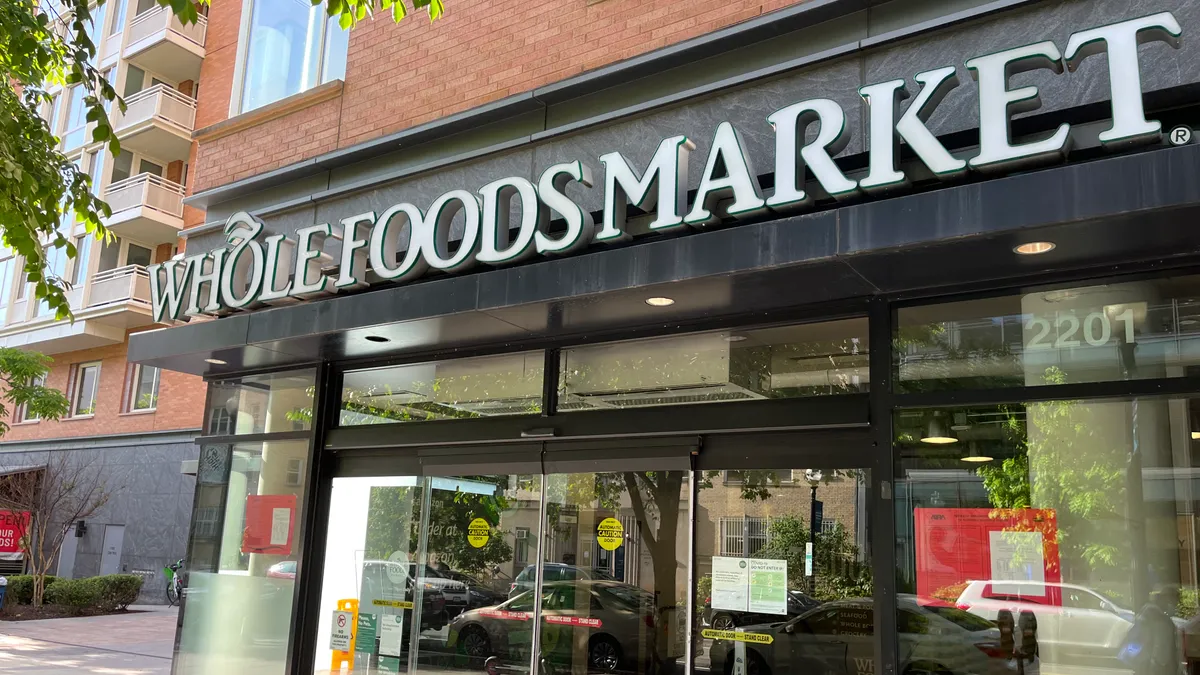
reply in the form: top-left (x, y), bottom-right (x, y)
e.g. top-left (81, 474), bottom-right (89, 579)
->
top-left (311, 432), bottom-right (874, 675)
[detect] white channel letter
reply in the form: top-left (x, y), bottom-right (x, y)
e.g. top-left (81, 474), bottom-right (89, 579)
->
top-left (218, 212), bottom-right (266, 309)
top-left (149, 259), bottom-right (192, 323)
top-left (859, 66), bottom-right (967, 191)
top-left (259, 235), bottom-right (296, 304)
top-left (1064, 12), bottom-right (1183, 147)
top-left (292, 223), bottom-right (333, 298)
top-left (767, 98), bottom-right (858, 210)
top-left (335, 211), bottom-right (375, 289)
top-left (598, 135), bottom-right (695, 241)
top-left (967, 41), bottom-right (1071, 172)
top-left (418, 189), bottom-right (481, 272)
top-left (535, 161), bottom-right (596, 255)
top-left (185, 249), bottom-right (225, 315)
top-left (369, 202), bottom-right (429, 282)
top-left (478, 176), bottom-right (541, 265)
top-left (685, 121), bottom-right (766, 227)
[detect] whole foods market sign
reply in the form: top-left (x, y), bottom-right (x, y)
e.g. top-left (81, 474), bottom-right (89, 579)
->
top-left (151, 13), bottom-right (1183, 322)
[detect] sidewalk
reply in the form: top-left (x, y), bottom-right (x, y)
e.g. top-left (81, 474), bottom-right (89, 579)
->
top-left (0, 604), bottom-right (177, 674)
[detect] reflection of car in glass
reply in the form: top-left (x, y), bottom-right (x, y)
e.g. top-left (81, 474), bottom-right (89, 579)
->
top-left (450, 580), bottom-right (659, 674)
top-left (956, 580), bottom-right (1145, 662)
top-left (265, 560), bottom-right (297, 580)
top-left (441, 570), bottom-right (504, 608)
top-left (361, 561), bottom-right (449, 633)
top-left (510, 564), bottom-right (617, 597)
top-left (708, 597), bottom-right (1009, 675)
top-left (704, 590), bottom-right (821, 630)
top-left (406, 563), bottom-right (471, 615)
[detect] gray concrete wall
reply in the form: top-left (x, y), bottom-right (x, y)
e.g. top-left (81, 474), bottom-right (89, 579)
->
top-left (0, 431), bottom-right (198, 604)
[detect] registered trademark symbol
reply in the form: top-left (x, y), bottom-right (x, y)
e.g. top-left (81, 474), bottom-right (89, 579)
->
top-left (1168, 125), bottom-right (1193, 146)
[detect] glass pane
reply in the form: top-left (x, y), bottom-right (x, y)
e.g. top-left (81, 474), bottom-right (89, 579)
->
top-left (896, 398), bottom-right (1200, 674)
top-left (312, 474), bottom-right (541, 675)
top-left (695, 468), bottom-right (872, 675)
top-left (205, 369), bottom-right (316, 435)
top-left (0, 258), bottom-right (12, 322)
top-left (72, 235), bottom-right (91, 286)
top-left (240, 0), bottom-right (323, 112)
top-left (111, 150), bottom-right (134, 183)
top-left (96, 238), bottom-right (120, 273)
top-left (340, 352), bottom-right (544, 426)
top-left (109, 0), bottom-right (127, 34)
top-left (133, 365), bottom-right (159, 410)
top-left (62, 86), bottom-right (87, 149)
top-left (123, 65), bottom-right (145, 97)
top-left (896, 274), bottom-right (1200, 392)
top-left (88, 149), bottom-right (106, 196)
top-left (535, 470), bottom-right (690, 675)
top-left (559, 320), bottom-right (868, 412)
top-left (74, 364), bottom-right (98, 414)
top-left (176, 440), bottom-right (311, 675)
top-left (321, 16), bottom-right (349, 82)
top-left (127, 243), bottom-right (153, 267)
top-left (139, 159), bottom-right (164, 177)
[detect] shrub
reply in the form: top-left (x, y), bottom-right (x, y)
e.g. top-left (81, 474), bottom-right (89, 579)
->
top-left (44, 577), bottom-right (102, 612)
top-left (93, 574), bottom-right (143, 611)
top-left (4, 575), bottom-right (61, 605)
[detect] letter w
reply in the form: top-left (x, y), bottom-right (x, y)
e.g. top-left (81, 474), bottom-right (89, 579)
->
top-left (150, 260), bottom-right (192, 323)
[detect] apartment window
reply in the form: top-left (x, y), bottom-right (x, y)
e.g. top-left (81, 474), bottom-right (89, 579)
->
top-left (37, 246), bottom-right (68, 317)
top-left (87, 148), bottom-right (106, 196)
top-left (108, 0), bottom-right (126, 35)
top-left (515, 527), bottom-right (530, 564)
top-left (126, 243), bottom-right (153, 267)
top-left (71, 362), bottom-right (101, 417)
top-left (0, 257), bottom-right (12, 324)
top-left (14, 264), bottom-right (26, 301)
top-left (15, 376), bottom-right (46, 423)
top-left (128, 364), bottom-right (160, 411)
top-left (62, 86), bottom-right (88, 149)
top-left (45, 93), bottom-right (61, 134)
top-left (719, 516), bottom-right (771, 557)
top-left (85, 2), bottom-right (107, 52)
top-left (238, 0), bottom-right (349, 113)
top-left (110, 150), bottom-right (134, 183)
top-left (284, 458), bottom-right (304, 486)
top-left (71, 236), bottom-right (91, 287)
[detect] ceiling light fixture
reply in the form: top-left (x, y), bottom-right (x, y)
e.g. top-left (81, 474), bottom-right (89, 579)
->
top-left (921, 414), bottom-right (957, 445)
top-left (365, 335), bottom-right (390, 343)
top-left (645, 297), bottom-right (675, 307)
top-left (1192, 431), bottom-right (1200, 440)
top-left (961, 454), bottom-right (995, 463)
top-left (204, 358), bottom-right (227, 365)
top-left (1014, 241), bottom-right (1056, 255)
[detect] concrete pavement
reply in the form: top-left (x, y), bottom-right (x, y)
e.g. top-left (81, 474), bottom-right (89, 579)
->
top-left (0, 604), bottom-right (177, 674)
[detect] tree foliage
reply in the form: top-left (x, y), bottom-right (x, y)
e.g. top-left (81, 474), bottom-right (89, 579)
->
top-left (1, 0), bottom-right (443, 320)
top-left (0, 347), bottom-right (70, 433)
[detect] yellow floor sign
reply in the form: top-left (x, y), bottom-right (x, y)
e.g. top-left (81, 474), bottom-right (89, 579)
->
top-left (700, 629), bottom-right (774, 644)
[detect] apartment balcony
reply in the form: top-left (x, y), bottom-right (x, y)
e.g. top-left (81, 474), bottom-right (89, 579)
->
top-left (104, 173), bottom-right (185, 244)
top-left (112, 85), bottom-right (196, 161)
top-left (0, 267), bottom-right (153, 354)
top-left (123, 5), bottom-right (206, 83)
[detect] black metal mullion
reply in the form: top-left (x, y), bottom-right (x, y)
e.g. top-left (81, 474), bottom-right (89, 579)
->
top-left (543, 348), bottom-right (560, 416)
top-left (869, 297), bottom-right (899, 675)
top-left (286, 362), bottom-right (341, 675)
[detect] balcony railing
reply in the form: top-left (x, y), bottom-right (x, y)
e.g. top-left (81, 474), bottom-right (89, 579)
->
top-left (113, 84), bottom-right (197, 134)
top-left (105, 173), bottom-right (186, 219)
top-left (127, 5), bottom-right (207, 50)
top-left (88, 265), bottom-right (151, 308)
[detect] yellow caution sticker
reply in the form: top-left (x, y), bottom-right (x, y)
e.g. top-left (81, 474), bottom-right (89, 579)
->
top-left (701, 629), bottom-right (774, 644)
top-left (597, 517), bottom-right (624, 551)
top-left (467, 517), bottom-right (491, 548)
top-left (372, 599), bottom-right (415, 609)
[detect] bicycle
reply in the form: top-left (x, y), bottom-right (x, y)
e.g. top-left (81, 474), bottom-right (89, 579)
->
top-left (165, 559), bottom-right (184, 606)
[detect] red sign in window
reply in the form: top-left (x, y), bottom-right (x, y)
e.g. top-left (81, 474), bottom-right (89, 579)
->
top-left (0, 511), bottom-right (31, 555)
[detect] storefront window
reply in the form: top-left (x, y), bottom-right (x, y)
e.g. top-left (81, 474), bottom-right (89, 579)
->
top-left (339, 352), bottom-right (544, 426)
top-left (312, 474), bottom-right (541, 675)
top-left (896, 397), bottom-right (1200, 674)
top-left (896, 274), bottom-right (1200, 392)
top-left (205, 368), bottom-right (316, 435)
top-left (176, 439), bottom-right (311, 675)
top-left (558, 319), bottom-right (868, 412)
top-left (694, 468), bottom-right (872, 675)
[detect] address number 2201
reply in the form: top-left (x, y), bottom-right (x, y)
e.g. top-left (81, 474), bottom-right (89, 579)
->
top-left (1025, 309), bottom-right (1136, 350)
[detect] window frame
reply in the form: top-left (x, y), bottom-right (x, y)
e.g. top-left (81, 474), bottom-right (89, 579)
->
top-left (14, 376), bottom-right (46, 424)
top-left (127, 363), bottom-right (160, 412)
top-left (70, 361), bottom-right (102, 418)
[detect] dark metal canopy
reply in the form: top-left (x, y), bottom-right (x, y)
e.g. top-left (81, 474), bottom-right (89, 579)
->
top-left (129, 143), bottom-right (1200, 376)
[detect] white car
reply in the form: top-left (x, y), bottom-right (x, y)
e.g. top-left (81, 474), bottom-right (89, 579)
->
top-left (955, 580), bottom-right (1135, 663)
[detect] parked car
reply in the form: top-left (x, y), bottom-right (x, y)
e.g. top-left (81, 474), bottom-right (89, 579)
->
top-left (451, 580), bottom-right (659, 674)
top-left (704, 590), bottom-right (822, 630)
top-left (708, 596), bottom-right (1015, 675)
top-left (404, 563), bottom-right (471, 616)
top-left (510, 563), bottom-right (617, 597)
top-left (955, 580), bottom-right (1143, 664)
top-left (265, 560), bottom-right (297, 580)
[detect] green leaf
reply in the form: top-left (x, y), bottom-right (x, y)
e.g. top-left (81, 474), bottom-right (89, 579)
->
top-left (390, 0), bottom-right (407, 21)
top-left (428, 0), bottom-right (444, 20)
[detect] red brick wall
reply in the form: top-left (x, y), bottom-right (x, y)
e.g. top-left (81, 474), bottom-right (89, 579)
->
top-left (3, 332), bottom-right (207, 442)
top-left (190, 0), bottom-right (810, 193)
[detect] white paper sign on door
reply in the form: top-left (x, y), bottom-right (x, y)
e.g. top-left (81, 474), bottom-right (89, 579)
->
top-left (378, 614), bottom-right (406, 658)
top-left (989, 530), bottom-right (1045, 596)
top-left (748, 558), bottom-right (787, 615)
top-left (712, 556), bottom-right (749, 612)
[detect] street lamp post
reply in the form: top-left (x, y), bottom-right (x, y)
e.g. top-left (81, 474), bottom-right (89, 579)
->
top-left (804, 470), bottom-right (823, 595)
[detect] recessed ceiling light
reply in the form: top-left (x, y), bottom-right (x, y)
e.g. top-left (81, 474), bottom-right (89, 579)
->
top-left (365, 335), bottom-right (390, 343)
top-left (204, 358), bottom-right (227, 365)
top-left (723, 334), bottom-right (748, 342)
top-left (1192, 431), bottom-right (1200, 440)
top-left (961, 455), bottom-right (995, 463)
top-left (1014, 241), bottom-right (1056, 255)
top-left (645, 297), bottom-right (675, 307)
